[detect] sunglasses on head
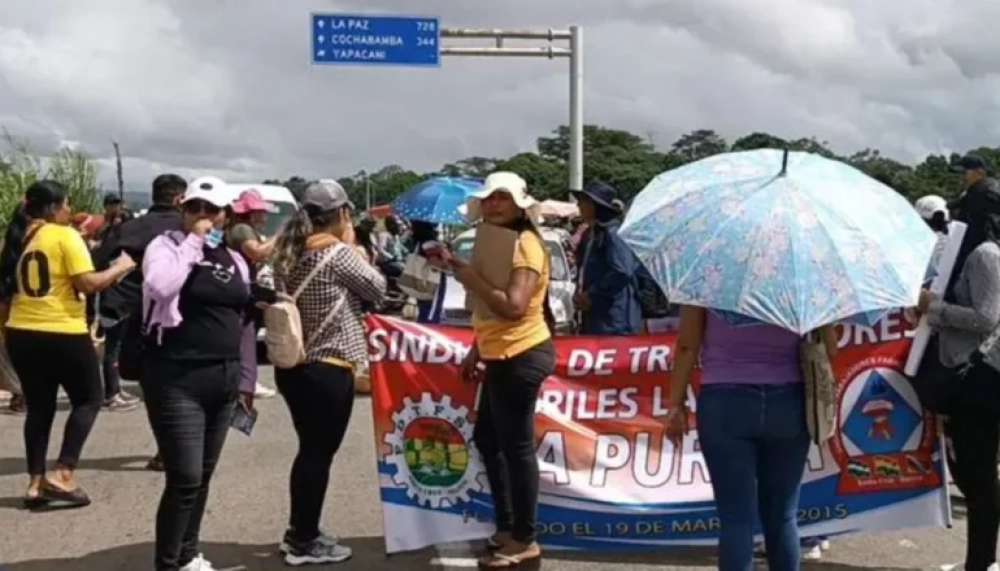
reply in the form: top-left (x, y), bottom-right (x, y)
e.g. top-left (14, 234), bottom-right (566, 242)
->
top-left (183, 201), bottom-right (222, 216)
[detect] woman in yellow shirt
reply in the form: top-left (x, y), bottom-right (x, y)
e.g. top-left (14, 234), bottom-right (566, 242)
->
top-left (0, 181), bottom-right (135, 508)
top-left (434, 172), bottom-right (556, 568)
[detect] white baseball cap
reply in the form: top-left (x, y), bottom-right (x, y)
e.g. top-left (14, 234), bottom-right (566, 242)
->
top-left (182, 176), bottom-right (232, 208)
top-left (462, 171), bottom-right (541, 223)
top-left (914, 194), bottom-right (949, 221)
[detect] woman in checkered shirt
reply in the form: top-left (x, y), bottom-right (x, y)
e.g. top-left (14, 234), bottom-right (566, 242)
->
top-left (271, 180), bottom-right (386, 566)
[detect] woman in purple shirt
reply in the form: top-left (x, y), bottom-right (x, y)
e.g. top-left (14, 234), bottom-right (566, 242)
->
top-left (666, 307), bottom-right (836, 571)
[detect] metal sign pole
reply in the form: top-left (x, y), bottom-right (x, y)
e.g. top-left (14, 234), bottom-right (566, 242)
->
top-left (440, 27), bottom-right (584, 192)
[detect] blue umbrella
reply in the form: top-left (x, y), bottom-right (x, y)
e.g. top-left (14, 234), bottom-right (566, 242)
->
top-left (620, 149), bottom-right (937, 334)
top-left (392, 177), bottom-right (483, 225)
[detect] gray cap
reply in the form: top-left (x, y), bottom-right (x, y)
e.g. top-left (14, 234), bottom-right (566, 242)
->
top-left (301, 180), bottom-right (354, 212)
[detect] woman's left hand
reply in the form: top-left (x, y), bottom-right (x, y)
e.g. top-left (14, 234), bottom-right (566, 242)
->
top-left (917, 289), bottom-right (934, 314)
top-left (238, 392), bottom-right (254, 413)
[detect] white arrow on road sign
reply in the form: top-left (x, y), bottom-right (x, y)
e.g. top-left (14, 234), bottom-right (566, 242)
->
top-left (318, 35), bottom-right (325, 43)
top-left (317, 19), bottom-right (325, 28)
top-left (316, 49), bottom-right (326, 57)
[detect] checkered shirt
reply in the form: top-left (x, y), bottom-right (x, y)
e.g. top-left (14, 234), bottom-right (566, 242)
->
top-left (276, 244), bottom-right (386, 366)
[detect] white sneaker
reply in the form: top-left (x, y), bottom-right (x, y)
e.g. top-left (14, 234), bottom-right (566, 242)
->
top-left (802, 545), bottom-right (823, 560)
top-left (941, 563), bottom-right (1000, 571)
top-left (820, 539), bottom-right (830, 551)
top-left (180, 554), bottom-right (216, 571)
top-left (254, 382), bottom-right (277, 398)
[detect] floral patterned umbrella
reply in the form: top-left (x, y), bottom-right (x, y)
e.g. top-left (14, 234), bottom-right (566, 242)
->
top-left (618, 149), bottom-right (937, 334)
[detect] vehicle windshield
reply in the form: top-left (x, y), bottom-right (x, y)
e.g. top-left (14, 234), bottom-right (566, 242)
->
top-left (260, 202), bottom-right (297, 237)
top-left (451, 237), bottom-right (569, 282)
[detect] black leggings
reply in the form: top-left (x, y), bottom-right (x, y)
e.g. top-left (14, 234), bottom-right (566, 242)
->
top-left (275, 362), bottom-right (356, 543)
top-left (946, 365), bottom-right (1000, 571)
top-left (6, 328), bottom-right (102, 476)
top-left (141, 357), bottom-right (239, 571)
top-left (474, 340), bottom-right (556, 543)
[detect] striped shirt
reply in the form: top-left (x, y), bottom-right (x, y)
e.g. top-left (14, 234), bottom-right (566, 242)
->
top-left (276, 243), bottom-right (386, 367)
top-left (928, 241), bottom-right (1000, 371)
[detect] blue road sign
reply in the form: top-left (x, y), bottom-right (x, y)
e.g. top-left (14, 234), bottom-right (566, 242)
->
top-left (311, 14), bottom-right (440, 67)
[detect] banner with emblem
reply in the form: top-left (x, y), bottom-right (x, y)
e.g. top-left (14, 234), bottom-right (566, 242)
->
top-left (365, 314), bottom-right (950, 554)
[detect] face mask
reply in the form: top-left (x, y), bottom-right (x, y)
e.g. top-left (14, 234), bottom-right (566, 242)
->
top-left (204, 229), bottom-right (224, 249)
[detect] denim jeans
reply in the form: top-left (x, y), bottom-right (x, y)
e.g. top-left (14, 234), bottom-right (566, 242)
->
top-left (101, 320), bottom-right (123, 400)
top-left (697, 383), bottom-right (810, 571)
top-left (474, 340), bottom-right (556, 543)
top-left (142, 357), bottom-right (239, 571)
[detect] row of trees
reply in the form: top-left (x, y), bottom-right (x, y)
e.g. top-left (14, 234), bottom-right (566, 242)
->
top-left (266, 126), bottom-right (985, 212)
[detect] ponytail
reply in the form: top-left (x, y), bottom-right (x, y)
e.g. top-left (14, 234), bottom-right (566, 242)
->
top-left (272, 204), bottom-right (341, 281)
top-left (0, 204), bottom-right (32, 300)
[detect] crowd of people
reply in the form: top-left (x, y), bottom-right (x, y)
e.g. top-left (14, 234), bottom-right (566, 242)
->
top-left (0, 154), bottom-right (998, 571)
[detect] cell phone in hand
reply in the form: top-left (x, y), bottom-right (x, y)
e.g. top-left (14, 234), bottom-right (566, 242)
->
top-left (230, 405), bottom-right (258, 436)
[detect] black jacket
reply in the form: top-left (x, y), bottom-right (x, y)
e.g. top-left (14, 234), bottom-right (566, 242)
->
top-left (97, 205), bottom-right (183, 321)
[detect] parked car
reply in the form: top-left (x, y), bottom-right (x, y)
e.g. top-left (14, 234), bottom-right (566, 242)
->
top-left (438, 226), bottom-right (576, 333)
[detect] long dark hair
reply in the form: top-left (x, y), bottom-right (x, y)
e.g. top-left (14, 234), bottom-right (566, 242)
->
top-left (272, 204), bottom-right (343, 280)
top-left (947, 182), bottom-right (1000, 301)
top-left (355, 218), bottom-right (377, 261)
top-left (0, 180), bottom-right (68, 300)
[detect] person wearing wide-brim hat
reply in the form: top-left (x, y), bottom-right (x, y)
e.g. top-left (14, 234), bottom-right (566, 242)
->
top-left (431, 171), bottom-right (555, 568)
top-left (568, 181), bottom-right (643, 335)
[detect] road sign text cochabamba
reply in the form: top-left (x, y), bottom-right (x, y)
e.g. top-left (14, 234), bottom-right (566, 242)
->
top-left (311, 14), bottom-right (440, 67)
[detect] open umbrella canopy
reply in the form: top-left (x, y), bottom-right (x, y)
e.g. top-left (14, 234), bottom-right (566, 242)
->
top-left (619, 149), bottom-right (937, 334)
top-left (392, 177), bottom-right (483, 225)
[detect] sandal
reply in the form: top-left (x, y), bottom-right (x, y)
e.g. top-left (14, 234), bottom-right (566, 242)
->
top-left (479, 542), bottom-right (541, 568)
top-left (22, 490), bottom-right (49, 510)
top-left (39, 480), bottom-right (91, 508)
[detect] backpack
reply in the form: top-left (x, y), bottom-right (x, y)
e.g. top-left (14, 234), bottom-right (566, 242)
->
top-left (264, 243), bottom-right (346, 369)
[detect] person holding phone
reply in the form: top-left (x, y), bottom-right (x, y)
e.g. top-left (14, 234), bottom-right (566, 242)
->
top-left (428, 172), bottom-right (556, 568)
top-left (270, 180), bottom-right (386, 566)
top-left (0, 180), bottom-right (136, 509)
top-left (140, 176), bottom-right (252, 571)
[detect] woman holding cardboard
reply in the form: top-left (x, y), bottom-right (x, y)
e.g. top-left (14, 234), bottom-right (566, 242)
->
top-left (430, 171), bottom-right (556, 568)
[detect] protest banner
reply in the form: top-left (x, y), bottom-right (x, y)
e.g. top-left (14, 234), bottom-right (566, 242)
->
top-left (366, 313), bottom-right (950, 554)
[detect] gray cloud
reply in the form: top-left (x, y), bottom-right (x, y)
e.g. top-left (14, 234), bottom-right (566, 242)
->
top-left (0, 0), bottom-right (998, 191)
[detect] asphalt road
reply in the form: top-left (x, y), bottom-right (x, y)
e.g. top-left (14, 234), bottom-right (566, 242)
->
top-left (0, 368), bottom-right (973, 570)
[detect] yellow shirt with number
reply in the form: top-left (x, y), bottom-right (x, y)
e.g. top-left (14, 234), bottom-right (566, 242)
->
top-left (7, 223), bottom-right (94, 334)
top-left (473, 230), bottom-right (551, 360)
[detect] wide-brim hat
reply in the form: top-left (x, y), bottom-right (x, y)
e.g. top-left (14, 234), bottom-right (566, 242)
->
top-left (232, 189), bottom-right (277, 214)
top-left (569, 180), bottom-right (616, 210)
top-left (460, 171), bottom-right (542, 224)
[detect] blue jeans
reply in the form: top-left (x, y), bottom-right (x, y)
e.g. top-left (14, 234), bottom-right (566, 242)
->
top-left (697, 383), bottom-right (810, 571)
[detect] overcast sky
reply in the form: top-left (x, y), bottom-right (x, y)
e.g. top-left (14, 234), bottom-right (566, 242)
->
top-left (2, 0), bottom-right (999, 189)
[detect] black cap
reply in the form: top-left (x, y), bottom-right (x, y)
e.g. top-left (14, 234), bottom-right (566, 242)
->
top-left (103, 192), bottom-right (123, 206)
top-left (949, 154), bottom-right (987, 173)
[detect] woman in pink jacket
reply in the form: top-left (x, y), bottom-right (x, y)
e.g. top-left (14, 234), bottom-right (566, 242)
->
top-left (140, 177), bottom-right (253, 571)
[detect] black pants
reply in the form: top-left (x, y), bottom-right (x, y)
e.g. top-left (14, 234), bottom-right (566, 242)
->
top-left (946, 365), bottom-right (1000, 571)
top-left (275, 362), bottom-right (356, 543)
top-left (101, 321), bottom-right (123, 400)
top-left (6, 328), bottom-right (102, 476)
top-left (474, 340), bottom-right (556, 543)
top-left (141, 357), bottom-right (238, 571)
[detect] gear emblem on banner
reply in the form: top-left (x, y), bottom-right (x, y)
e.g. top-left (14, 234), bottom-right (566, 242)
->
top-left (384, 392), bottom-right (484, 508)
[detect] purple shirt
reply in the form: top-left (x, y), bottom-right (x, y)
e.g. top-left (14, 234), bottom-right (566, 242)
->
top-left (700, 312), bottom-right (801, 386)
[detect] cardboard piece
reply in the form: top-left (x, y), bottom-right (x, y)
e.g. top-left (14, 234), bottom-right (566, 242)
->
top-left (465, 223), bottom-right (519, 319)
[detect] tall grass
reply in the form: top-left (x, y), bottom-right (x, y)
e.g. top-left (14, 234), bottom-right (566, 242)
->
top-left (0, 129), bottom-right (103, 233)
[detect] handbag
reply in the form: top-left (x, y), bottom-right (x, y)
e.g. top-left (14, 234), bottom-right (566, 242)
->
top-left (398, 253), bottom-right (441, 301)
top-left (801, 330), bottom-right (837, 446)
top-left (907, 333), bottom-right (968, 415)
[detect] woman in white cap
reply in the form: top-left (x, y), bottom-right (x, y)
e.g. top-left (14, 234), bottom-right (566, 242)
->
top-left (140, 176), bottom-right (252, 571)
top-left (270, 180), bottom-right (386, 566)
top-left (429, 171), bottom-right (556, 568)
top-left (915, 194), bottom-right (951, 274)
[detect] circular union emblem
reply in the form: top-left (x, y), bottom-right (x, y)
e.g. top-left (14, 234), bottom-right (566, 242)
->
top-left (383, 392), bottom-right (483, 508)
